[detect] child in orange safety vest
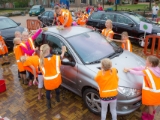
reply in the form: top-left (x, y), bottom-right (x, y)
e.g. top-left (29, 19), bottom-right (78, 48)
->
top-left (95, 58), bottom-right (119, 120)
top-left (124, 56), bottom-right (160, 120)
top-left (20, 55), bottom-right (44, 100)
top-left (0, 32), bottom-right (10, 66)
top-left (39, 44), bottom-right (66, 109)
top-left (77, 11), bottom-right (88, 26)
top-left (110, 31), bottom-right (132, 52)
top-left (13, 38), bottom-right (27, 85)
top-left (101, 19), bottom-right (114, 39)
top-left (15, 31), bottom-right (22, 39)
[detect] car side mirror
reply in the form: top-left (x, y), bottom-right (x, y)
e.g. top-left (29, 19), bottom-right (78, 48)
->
top-left (128, 23), bottom-right (134, 27)
top-left (17, 23), bottom-right (21, 26)
top-left (62, 58), bottom-right (76, 67)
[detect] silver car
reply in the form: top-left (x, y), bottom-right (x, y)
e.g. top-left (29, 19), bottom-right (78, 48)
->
top-left (35, 26), bottom-right (145, 115)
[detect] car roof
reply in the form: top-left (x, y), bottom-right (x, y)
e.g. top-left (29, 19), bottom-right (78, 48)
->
top-left (47, 26), bottom-right (92, 38)
top-left (32, 5), bottom-right (41, 7)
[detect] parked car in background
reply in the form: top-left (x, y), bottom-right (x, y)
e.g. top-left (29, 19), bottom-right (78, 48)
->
top-left (35, 26), bottom-right (144, 115)
top-left (86, 11), bottom-right (160, 47)
top-left (0, 16), bottom-right (27, 49)
top-left (38, 10), bottom-right (76, 27)
top-left (29, 5), bottom-right (45, 16)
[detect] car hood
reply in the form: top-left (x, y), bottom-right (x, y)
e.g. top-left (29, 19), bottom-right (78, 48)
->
top-left (85, 51), bottom-right (145, 89)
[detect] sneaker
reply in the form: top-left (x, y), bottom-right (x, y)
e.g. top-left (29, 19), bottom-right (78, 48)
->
top-left (28, 81), bottom-right (32, 86)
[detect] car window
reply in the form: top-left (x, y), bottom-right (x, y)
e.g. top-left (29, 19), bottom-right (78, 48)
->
top-left (0, 18), bottom-right (18, 30)
top-left (102, 13), bottom-right (114, 21)
top-left (91, 12), bottom-right (102, 20)
top-left (34, 33), bottom-right (43, 47)
top-left (49, 12), bottom-right (53, 18)
top-left (42, 12), bottom-right (49, 17)
top-left (116, 15), bottom-right (133, 24)
top-left (67, 32), bottom-right (115, 64)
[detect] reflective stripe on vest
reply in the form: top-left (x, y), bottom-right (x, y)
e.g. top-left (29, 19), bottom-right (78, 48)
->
top-left (102, 89), bottom-right (117, 92)
top-left (20, 43), bottom-right (27, 48)
top-left (28, 38), bottom-right (35, 50)
top-left (17, 60), bottom-right (20, 62)
top-left (41, 56), bottom-right (60, 80)
top-left (127, 40), bottom-right (131, 51)
top-left (143, 69), bottom-right (160, 93)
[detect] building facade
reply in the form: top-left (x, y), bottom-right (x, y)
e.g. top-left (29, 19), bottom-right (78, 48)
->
top-left (29, 0), bottom-right (104, 7)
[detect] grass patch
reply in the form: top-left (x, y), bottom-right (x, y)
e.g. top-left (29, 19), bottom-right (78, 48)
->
top-left (112, 4), bottom-right (149, 11)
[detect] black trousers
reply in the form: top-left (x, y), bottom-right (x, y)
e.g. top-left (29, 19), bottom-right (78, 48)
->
top-left (46, 87), bottom-right (60, 100)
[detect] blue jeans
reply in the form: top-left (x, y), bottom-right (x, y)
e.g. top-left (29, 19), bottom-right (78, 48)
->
top-left (46, 87), bottom-right (60, 100)
top-left (152, 14), bottom-right (157, 20)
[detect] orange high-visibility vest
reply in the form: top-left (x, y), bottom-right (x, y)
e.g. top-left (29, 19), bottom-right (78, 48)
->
top-left (102, 29), bottom-right (114, 39)
top-left (40, 55), bottom-right (62, 90)
top-left (23, 55), bottom-right (39, 76)
top-left (142, 68), bottom-right (160, 105)
top-left (19, 42), bottom-right (28, 56)
top-left (14, 45), bottom-right (25, 72)
top-left (95, 68), bottom-right (119, 98)
top-left (121, 39), bottom-right (132, 52)
top-left (77, 14), bottom-right (88, 26)
top-left (0, 36), bottom-right (8, 55)
top-left (28, 38), bottom-right (35, 50)
top-left (58, 9), bottom-right (72, 27)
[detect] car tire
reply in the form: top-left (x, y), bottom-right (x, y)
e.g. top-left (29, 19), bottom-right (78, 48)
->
top-left (138, 34), bottom-right (151, 47)
top-left (82, 88), bottom-right (101, 115)
top-left (29, 14), bottom-right (32, 17)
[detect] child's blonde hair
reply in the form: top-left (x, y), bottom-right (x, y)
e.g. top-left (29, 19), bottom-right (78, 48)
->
top-left (15, 31), bottom-right (21, 37)
top-left (101, 58), bottom-right (112, 71)
top-left (40, 44), bottom-right (50, 67)
top-left (105, 19), bottom-right (113, 29)
top-left (22, 31), bottom-right (28, 35)
top-left (147, 56), bottom-right (159, 67)
top-left (122, 31), bottom-right (128, 37)
top-left (13, 37), bottom-right (21, 47)
top-left (20, 56), bottom-right (27, 62)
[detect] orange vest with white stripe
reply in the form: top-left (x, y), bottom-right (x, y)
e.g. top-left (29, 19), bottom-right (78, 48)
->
top-left (58, 9), bottom-right (72, 27)
top-left (23, 55), bottom-right (39, 76)
top-left (121, 39), bottom-right (132, 52)
top-left (19, 42), bottom-right (28, 56)
top-left (142, 68), bottom-right (160, 105)
top-left (101, 29), bottom-right (114, 39)
top-left (95, 68), bottom-right (119, 98)
top-left (14, 45), bottom-right (25, 72)
top-left (28, 38), bottom-right (35, 50)
top-left (40, 55), bottom-right (62, 90)
top-left (0, 36), bottom-right (8, 55)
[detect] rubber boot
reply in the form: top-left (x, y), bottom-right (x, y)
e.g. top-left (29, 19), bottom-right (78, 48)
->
top-left (148, 113), bottom-right (154, 120)
top-left (55, 95), bottom-right (60, 102)
top-left (47, 99), bottom-right (51, 109)
top-left (141, 112), bottom-right (148, 120)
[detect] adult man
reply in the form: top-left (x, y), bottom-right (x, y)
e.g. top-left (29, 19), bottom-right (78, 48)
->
top-left (53, 5), bottom-right (72, 27)
top-left (152, 3), bottom-right (159, 21)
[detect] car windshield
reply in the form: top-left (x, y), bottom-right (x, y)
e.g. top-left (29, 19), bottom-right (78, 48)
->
top-left (128, 13), bottom-right (152, 24)
top-left (31, 6), bottom-right (39, 10)
top-left (0, 18), bottom-right (18, 30)
top-left (67, 32), bottom-right (115, 64)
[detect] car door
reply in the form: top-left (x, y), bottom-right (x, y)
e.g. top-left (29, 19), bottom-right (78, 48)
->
top-left (99, 13), bottom-right (117, 32)
top-left (48, 12), bottom-right (54, 26)
top-left (45, 34), bottom-right (78, 91)
top-left (41, 11), bottom-right (49, 26)
top-left (86, 12), bottom-right (103, 29)
top-left (115, 14), bottom-right (136, 37)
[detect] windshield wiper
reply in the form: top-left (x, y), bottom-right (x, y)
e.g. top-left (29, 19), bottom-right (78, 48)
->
top-left (87, 60), bottom-right (100, 64)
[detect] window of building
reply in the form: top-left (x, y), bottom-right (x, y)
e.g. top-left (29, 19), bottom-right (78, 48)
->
top-left (81, 0), bottom-right (86, 3)
top-left (70, 0), bottom-right (75, 3)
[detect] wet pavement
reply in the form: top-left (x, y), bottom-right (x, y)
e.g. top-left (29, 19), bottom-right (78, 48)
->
top-left (0, 44), bottom-right (160, 120)
top-left (0, 13), bottom-right (159, 120)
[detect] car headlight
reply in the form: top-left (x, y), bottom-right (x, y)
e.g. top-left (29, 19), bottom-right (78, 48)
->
top-left (118, 87), bottom-right (141, 97)
top-left (24, 28), bottom-right (28, 32)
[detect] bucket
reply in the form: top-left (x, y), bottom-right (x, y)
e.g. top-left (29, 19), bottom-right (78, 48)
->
top-left (0, 80), bottom-right (6, 93)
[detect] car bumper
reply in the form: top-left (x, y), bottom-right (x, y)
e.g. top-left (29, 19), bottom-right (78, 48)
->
top-left (117, 95), bottom-right (141, 115)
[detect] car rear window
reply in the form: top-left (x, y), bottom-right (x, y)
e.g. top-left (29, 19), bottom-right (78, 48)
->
top-left (91, 12), bottom-right (102, 20)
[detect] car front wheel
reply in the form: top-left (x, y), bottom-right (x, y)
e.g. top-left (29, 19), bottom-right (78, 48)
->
top-left (138, 34), bottom-right (151, 47)
top-left (83, 88), bottom-right (101, 115)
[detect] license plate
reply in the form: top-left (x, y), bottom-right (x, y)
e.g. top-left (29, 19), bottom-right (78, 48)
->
top-left (32, 12), bottom-right (35, 14)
